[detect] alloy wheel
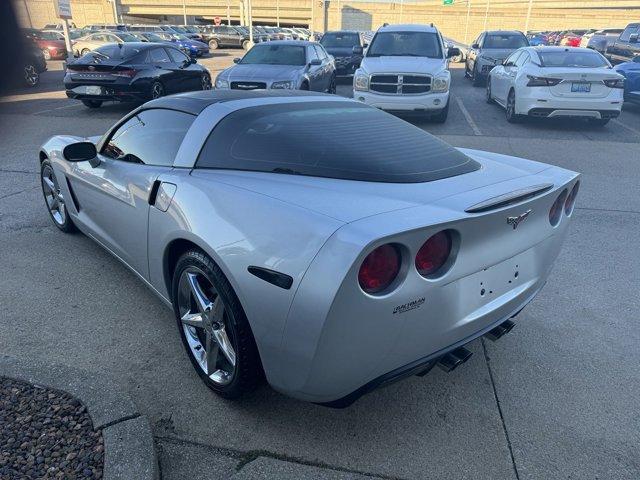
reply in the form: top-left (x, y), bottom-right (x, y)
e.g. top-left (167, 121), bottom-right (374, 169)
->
top-left (177, 267), bottom-right (237, 386)
top-left (151, 82), bottom-right (164, 99)
top-left (201, 75), bottom-right (212, 90)
top-left (24, 65), bottom-right (39, 87)
top-left (41, 164), bottom-right (66, 226)
top-left (42, 49), bottom-right (51, 60)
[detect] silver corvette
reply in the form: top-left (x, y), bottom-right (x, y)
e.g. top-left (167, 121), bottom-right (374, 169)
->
top-left (39, 91), bottom-right (580, 406)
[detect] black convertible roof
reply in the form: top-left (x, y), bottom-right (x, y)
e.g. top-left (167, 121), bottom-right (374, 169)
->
top-left (144, 90), bottom-right (330, 115)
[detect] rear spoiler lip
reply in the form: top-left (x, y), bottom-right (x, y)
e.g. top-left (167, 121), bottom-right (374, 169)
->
top-left (464, 183), bottom-right (554, 213)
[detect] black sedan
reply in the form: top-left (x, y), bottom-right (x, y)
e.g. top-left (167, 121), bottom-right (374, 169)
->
top-left (319, 31), bottom-right (366, 77)
top-left (64, 42), bottom-right (211, 108)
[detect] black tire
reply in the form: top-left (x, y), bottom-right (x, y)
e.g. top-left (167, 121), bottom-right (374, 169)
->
top-left (464, 61), bottom-right (471, 78)
top-left (201, 73), bottom-right (212, 90)
top-left (150, 80), bottom-right (164, 100)
top-left (431, 100), bottom-right (449, 123)
top-left (23, 64), bottom-right (39, 87)
top-left (242, 40), bottom-right (250, 50)
top-left (172, 249), bottom-right (262, 399)
top-left (300, 81), bottom-right (309, 91)
top-left (506, 89), bottom-right (522, 123)
top-left (451, 54), bottom-right (463, 63)
top-left (40, 159), bottom-right (76, 233)
top-left (42, 49), bottom-right (51, 60)
top-left (81, 99), bottom-right (102, 108)
top-left (472, 65), bottom-right (483, 87)
top-left (209, 39), bottom-right (219, 50)
top-left (587, 118), bottom-right (610, 126)
top-left (486, 76), bottom-right (494, 104)
top-left (327, 75), bottom-right (336, 94)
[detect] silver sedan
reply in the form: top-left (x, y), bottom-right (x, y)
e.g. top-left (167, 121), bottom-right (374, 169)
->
top-left (215, 40), bottom-right (336, 93)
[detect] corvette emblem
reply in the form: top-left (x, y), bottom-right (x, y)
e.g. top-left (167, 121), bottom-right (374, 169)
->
top-left (507, 209), bottom-right (532, 230)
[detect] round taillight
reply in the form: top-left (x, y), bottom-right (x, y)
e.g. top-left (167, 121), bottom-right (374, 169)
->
top-left (415, 230), bottom-right (452, 277)
top-left (358, 244), bottom-right (401, 295)
top-left (549, 189), bottom-right (568, 226)
top-left (564, 182), bottom-right (580, 215)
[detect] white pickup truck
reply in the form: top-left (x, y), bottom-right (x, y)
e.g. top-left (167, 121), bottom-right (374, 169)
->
top-left (353, 23), bottom-right (460, 122)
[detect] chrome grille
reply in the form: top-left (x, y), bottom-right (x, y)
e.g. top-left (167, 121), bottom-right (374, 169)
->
top-left (370, 74), bottom-right (431, 95)
top-left (230, 81), bottom-right (266, 90)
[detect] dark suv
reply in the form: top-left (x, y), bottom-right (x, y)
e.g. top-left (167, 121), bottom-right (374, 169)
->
top-left (200, 25), bottom-right (251, 50)
top-left (319, 31), bottom-right (366, 76)
top-left (607, 23), bottom-right (640, 64)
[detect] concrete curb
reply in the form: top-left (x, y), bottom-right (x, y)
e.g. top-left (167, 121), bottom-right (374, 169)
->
top-left (0, 354), bottom-right (159, 480)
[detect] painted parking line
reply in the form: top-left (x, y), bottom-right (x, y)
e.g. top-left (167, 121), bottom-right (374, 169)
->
top-left (33, 102), bottom-right (84, 116)
top-left (612, 118), bottom-right (640, 137)
top-left (454, 96), bottom-right (482, 136)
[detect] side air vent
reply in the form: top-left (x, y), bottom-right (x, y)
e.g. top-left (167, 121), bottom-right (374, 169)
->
top-left (465, 184), bottom-right (554, 214)
top-left (65, 177), bottom-right (81, 212)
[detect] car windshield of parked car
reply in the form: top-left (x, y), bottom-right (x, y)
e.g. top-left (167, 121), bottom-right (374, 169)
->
top-left (39, 31), bottom-right (63, 40)
top-left (539, 51), bottom-right (609, 68)
top-left (69, 30), bottom-right (83, 40)
top-left (173, 34), bottom-right (191, 41)
top-left (240, 44), bottom-right (306, 65)
top-left (143, 33), bottom-right (164, 42)
top-left (367, 32), bottom-right (442, 58)
top-left (321, 32), bottom-right (360, 48)
top-left (171, 26), bottom-right (187, 34)
top-left (196, 102), bottom-right (479, 183)
top-left (483, 34), bottom-right (528, 49)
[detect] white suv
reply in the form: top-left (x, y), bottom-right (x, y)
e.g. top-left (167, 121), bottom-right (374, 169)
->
top-left (353, 24), bottom-right (460, 122)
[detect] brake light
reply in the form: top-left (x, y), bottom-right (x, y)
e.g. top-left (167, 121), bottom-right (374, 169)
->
top-left (415, 231), bottom-right (452, 278)
top-left (526, 75), bottom-right (562, 87)
top-left (604, 78), bottom-right (624, 89)
top-left (564, 182), bottom-right (580, 215)
top-left (549, 189), bottom-right (568, 226)
top-left (358, 244), bottom-right (401, 295)
top-left (112, 69), bottom-right (137, 78)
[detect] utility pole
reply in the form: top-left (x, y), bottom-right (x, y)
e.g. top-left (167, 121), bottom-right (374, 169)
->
top-left (400, 0), bottom-right (403, 23)
top-left (276, 0), bottom-right (280, 27)
top-left (226, 0), bottom-right (230, 25)
top-left (182, 0), bottom-right (187, 25)
top-left (464, 0), bottom-right (471, 44)
top-left (524, 0), bottom-right (533, 34)
top-left (310, 0), bottom-right (314, 34)
top-left (62, 19), bottom-right (73, 61)
top-left (483, 0), bottom-right (490, 31)
top-left (247, 0), bottom-right (254, 45)
top-left (110, 0), bottom-right (118, 24)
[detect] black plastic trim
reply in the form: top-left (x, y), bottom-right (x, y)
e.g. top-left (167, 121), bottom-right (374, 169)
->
top-left (247, 266), bottom-right (293, 290)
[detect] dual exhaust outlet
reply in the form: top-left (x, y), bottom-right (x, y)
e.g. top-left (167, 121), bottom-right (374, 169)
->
top-left (435, 319), bottom-right (516, 373)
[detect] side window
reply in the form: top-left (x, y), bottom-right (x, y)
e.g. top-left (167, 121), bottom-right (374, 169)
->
top-left (477, 34), bottom-right (485, 47)
top-left (107, 34), bottom-right (119, 42)
top-left (505, 51), bottom-right (522, 66)
top-left (101, 109), bottom-right (196, 166)
top-left (313, 45), bottom-right (325, 61)
top-left (308, 46), bottom-right (319, 62)
top-left (167, 48), bottom-right (190, 63)
top-left (515, 52), bottom-right (529, 67)
top-left (149, 48), bottom-right (171, 64)
top-left (619, 25), bottom-right (638, 42)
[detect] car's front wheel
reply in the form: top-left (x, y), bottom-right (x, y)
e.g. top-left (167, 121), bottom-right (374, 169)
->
top-left (431, 100), bottom-right (449, 123)
top-left (472, 65), bottom-right (483, 87)
top-left (23, 64), bottom-right (39, 87)
top-left (486, 76), bottom-right (494, 104)
top-left (201, 74), bottom-right (212, 90)
top-left (40, 159), bottom-right (76, 233)
top-left (242, 40), bottom-right (250, 50)
top-left (328, 75), bottom-right (336, 94)
top-left (172, 249), bottom-right (262, 399)
top-left (150, 81), bottom-right (165, 99)
top-left (209, 39), bottom-right (219, 50)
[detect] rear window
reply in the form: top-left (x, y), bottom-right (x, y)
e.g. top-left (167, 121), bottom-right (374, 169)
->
top-left (539, 51), bottom-right (609, 68)
top-left (321, 32), bottom-right (360, 48)
top-left (89, 44), bottom-right (145, 60)
top-left (196, 102), bottom-right (479, 183)
top-left (483, 34), bottom-right (528, 49)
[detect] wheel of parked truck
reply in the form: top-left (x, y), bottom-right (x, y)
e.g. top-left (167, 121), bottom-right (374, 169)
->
top-left (201, 73), bottom-right (212, 90)
top-left (451, 53), bottom-right (463, 63)
top-left (209, 39), bottom-right (219, 50)
top-left (506, 89), bottom-right (522, 123)
top-left (172, 249), bottom-right (262, 399)
top-left (472, 65), bottom-right (483, 87)
top-left (486, 76), bottom-right (494, 104)
top-left (328, 75), bottom-right (337, 94)
top-left (42, 49), bottom-right (51, 61)
top-left (81, 99), bottom-right (102, 108)
top-left (242, 40), bottom-right (250, 50)
top-left (431, 100), bottom-right (449, 123)
top-left (587, 118), bottom-right (610, 127)
top-left (150, 81), bottom-right (164, 100)
top-left (81, 48), bottom-right (90, 56)
top-left (23, 64), bottom-right (39, 87)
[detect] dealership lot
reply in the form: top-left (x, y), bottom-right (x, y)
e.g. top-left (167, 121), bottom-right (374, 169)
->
top-left (1, 51), bottom-right (639, 479)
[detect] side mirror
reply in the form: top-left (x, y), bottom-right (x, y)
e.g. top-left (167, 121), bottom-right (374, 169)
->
top-left (352, 45), bottom-right (363, 55)
top-left (63, 142), bottom-right (97, 163)
top-left (309, 58), bottom-right (322, 66)
top-left (233, 57), bottom-right (241, 63)
top-left (447, 47), bottom-right (461, 58)
top-left (472, 43), bottom-right (480, 49)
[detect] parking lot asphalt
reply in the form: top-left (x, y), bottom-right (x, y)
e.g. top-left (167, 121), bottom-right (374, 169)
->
top-left (1, 51), bottom-right (639, 480)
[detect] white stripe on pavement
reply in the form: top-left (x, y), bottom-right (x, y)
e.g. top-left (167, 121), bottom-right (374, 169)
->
top-left (33, 103), bottom-right (84, 116)
top-left (612, 119), bottom-right (640, 137)
top-left (454, 96), bottom-right (482, 136)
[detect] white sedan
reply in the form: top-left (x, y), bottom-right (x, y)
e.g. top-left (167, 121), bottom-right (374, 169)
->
top-left (486, 46), bottom-right (625, 126)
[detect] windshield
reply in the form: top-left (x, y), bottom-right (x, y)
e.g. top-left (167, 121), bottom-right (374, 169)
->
top-left (367, 31), bottom-right (442, 58)
top-left (171, 26), bottom-right (187, 34)
top-left (143, 33), bottom-right (164, 42)
top-left (117, 33), bottom-right (138, 42)
top-left (174, 34), bottom-right (191, 41)
top-left (321, 32), bottom-right (360, 48)
top-left (69, 30), bottom-right (83, 40)
top-left (539, 51), bottom-right (609, 68)
top-left (240, 44), bottom-right (306, 65)
top-left (196, 102), bottom-right (479, 183)
top-left (39, 31), bottom-right (63, 40)
top-left (483, 34), bottom-right (528, 49)
top-left (184, 26), bottom-right (199, 33)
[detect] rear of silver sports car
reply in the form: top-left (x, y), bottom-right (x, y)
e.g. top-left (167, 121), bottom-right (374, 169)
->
top-left (274, 164), bottom-right (580, 406)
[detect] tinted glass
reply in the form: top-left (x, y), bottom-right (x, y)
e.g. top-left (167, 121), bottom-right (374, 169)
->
top-left (88, 44), bottom-right (145, 59)
top-left (619, 25), bottom-right (638, 42)
top-left (321, 32), bottom-right (360, 48)
top-left (505, 51), bottom-right (522, 66)
top-left (102, 109), bottom-right (195, 166)
top-left (196, 102), bottom-right (479, 183)
top-left (483, 34), bottom-right (528, 49)
top-left (367, 32), bottom-right (442, 59)
top-left (539, 51), bottom-right (609, 67)
top-left (149, 48), bottom-right (171, 63)
top-left (39, 31), bottom-right (63, 40)
top-left (143, 33), bottom-right (163, 42)
top-left (240, 44), bottom-right (306, 65)
top-left (116, 32), bottom-right (138, 42)
top-left (515, 52), bottom-right (529, 67)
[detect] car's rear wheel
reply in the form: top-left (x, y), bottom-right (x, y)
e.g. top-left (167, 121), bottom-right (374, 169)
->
top-left (81, 99), bottom-right (102, 108)
top-left (150, 81), bottom-right (164, 99)
top-left (300, 81), bottom-right (309, 90)
top-left (486, 76), bottom-right (494, 104)
top-left (40, 159), bottom-right (76, 233)
top-left (42, 49), bottom-right (51, 60)
top-left (506, 89), bottom-right (522, 123)
top-left (209, 39), bottom-right (219, 50)
top-left (172, 249), bottom-right (262, 399)
top-left (328, 75), bottom-right (336, 94)
top-left (23, 64), bottom-right (39, 87)
top-left (242, 40), bottom-right (250, 50)
top-left (201, 74), bottom-right (212, 90)
top-left (587, 118), bottom-right (610, 127)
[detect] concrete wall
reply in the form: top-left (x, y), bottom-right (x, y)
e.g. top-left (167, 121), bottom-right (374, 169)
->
top-left (13, 0), bottom-right (640, 44)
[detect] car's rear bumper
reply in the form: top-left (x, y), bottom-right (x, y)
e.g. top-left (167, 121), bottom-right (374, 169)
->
top-left (518, 89), bottom-right (623, 118)
top-left (354, 90), bottom-right (449, 112)
top-left (65, 85), bottom-right (146, 102)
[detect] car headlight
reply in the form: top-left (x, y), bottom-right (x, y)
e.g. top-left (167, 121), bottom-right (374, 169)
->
top-left (431, 73), bottom-right (450, 93)
top-left (354, 72), bottom-right (369, 91)
top-left (270, 80), bottom-right (295, 89)
top-left (215, 78), bottom-right (229, 89)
